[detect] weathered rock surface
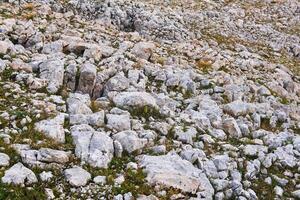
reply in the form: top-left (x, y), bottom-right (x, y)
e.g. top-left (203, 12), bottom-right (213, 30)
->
top-left (64, 166), bottom-right (91, 187)
top-left (1, 163), bottom-right (38, 186)
top-left (71, 125), bottom-right (114, 168)
top-left (138, 154), bottom-right (214, 197)
top-left (35, 113), bottom-right (65, 143)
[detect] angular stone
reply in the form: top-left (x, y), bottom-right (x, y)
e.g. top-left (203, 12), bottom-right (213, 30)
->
top-left (67, 93), bottom-right (92, 115)
top-left (131, 42), bottom-right (155, 60)
top-left (223, 118), bottom-right (242, 138)
top-left (113, 130), bottom-right (147, 153)
top-left (77, 63), bottom-right (97, 96)
top-left (71, 126), bottom-right (114, 168)
top-left (106, 113), bottom-right (131, 131)
top-left (1, 163), bottom-right (37, 186)
top-left (39, 58), bottom-right (64, 94)
top-left (35, 113), bottom-right (65, 143)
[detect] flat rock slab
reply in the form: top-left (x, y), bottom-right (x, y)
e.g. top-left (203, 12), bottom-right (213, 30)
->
top-left (113, 92), bottom-right (158, 110)
top-left (138, 154), bottom-right (214, 197)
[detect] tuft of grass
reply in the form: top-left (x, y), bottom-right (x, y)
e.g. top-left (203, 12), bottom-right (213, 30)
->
top-left (195, 59), bottom-right (213, 73)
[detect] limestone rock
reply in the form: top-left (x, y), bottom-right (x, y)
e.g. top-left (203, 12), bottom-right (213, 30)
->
top-left (1, 163), bottom-right (38, 186)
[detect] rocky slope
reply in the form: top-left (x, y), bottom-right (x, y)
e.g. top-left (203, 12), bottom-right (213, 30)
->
top-left (0, 0), bottom-right (299, 199)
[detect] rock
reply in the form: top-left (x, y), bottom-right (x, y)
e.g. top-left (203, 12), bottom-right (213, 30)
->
top-left (39, 58), bottom-right (64, 94)
top-left (104, 73), bottom-right (130, 94)
top-left (243, 145), bottom-right (268, 157)
top-left (77, 63), bottom-right (97, 96)
top-left (39, 171), bottom-right (53, 182)
top-left (113, 92), bottom-right (158, 110)
top-left (71, 126), bottom-right (114, 168)
top-left (138, 154), bottom-right (214, 197)
top-left (93, 176), bottom-right (106, 185)
top-left (35, 113), bottom-right (65, 143)
top-left (67, 93), bottom-right (92, 115)
top-left (83, 45), bottom-right (102, 62)
top-left (106, 113), bottom-right (131, 131)
top-left (131, 42), bottom-right (155, 60)
top-left (292, 190), bottom-right (300, 199)
top-left (1, 163), bottom-right (37, 186)
top-left (213, 155), bottom-right (230, 171)
top-left (174, 126), bottom-right (197, 144)
top-left (42, 40), bottom-right (64, 54)
top-left (38, 148), bottom-right (70, 164)
top-left (223, 100), bottom-right (255, 117)
top-left (45, 188), bottom-right (55, 199)
top-left (70, 111), bottom-right (105, 127)
top-left (0, 40), bottom-right (11, 55)
top-left (274, 186), bottom-right (283, 196)
top-left (113, 130), bottom-right (148, 153)
top-left (223, 118), bottom-right (242, 138)
top-left (0, 153), bottom-right (10, 166)
top-left (64, 166), bottom-right (91, 187)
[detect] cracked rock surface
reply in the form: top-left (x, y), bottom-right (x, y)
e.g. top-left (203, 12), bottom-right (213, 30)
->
top-left (0, 0), bottom-right (299, 199)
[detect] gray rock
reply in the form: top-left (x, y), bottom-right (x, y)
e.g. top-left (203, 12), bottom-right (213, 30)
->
top-left (71, 126), bottom-right (114, 168)
top-left (67, 93), bottom-right (92, 115)
top-left (223, 118), bottom-right (242, 138)
top-left (39, 171), bottom-right (53, 182)
top-left (113, 130), bottom-right (147, 153)
top-left (113, 92), bottom-right (158, 110)
top-left (292, 190), bottom-right (300, 199)
top-left (223, 100), bottom-right (255, 117)
top-left (93, 176), bottom-right (106, 185)
top-left (34, 113), bottom-right (65, 143)
top-left (0, 153), bottom-right (10, 166)
top-left (77, 63), bottom-right (97, 96)
top-left (39, 58), bottom-right (64, 94)
top-left (38, 148), bottom-right (70, 164)
top-left (104, 73), bottom-right (130, 94)
top-left (1, 162), bottom-right (37, 186)
top-left (64, 166), bottom-right (91, 187)
top-left (106, 113), bottom-right (131, 131)
top-left (131, 42), bottom-right (155, 60)
top-left (213, 155), bottom-right (230, 171)
top-left (138, 154), bottom-right (214, 197)
top-left (42, 40), bottom-right (64, 54)
top-left (243, 145), bottom-right (268, 157)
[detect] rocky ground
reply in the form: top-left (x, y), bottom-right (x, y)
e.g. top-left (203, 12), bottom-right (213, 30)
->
top-left (0, 0), bottom-right (299, 199)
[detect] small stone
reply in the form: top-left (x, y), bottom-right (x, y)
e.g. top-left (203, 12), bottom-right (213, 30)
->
top-left (0, 153), bottom-right (10, 166)
top-left (93, 176), bottom-right (106, 185)
top-left (64, 166), bottom-right (91, 187)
